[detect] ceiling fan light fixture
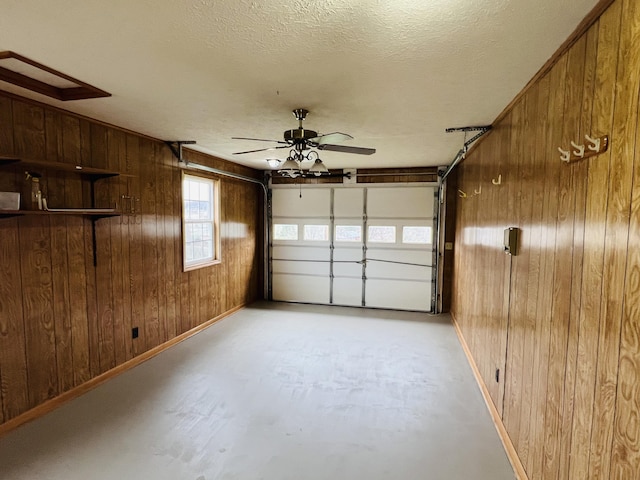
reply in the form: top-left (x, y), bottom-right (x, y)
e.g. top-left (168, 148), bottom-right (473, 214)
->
top-left (308, 158), bottom-right (328, 176)
top-left (279, 158), bottom-right (300, 176)
top-left (266, 158), bottom-right (281, 168)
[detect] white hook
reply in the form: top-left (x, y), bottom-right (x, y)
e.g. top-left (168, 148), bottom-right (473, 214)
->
top-left (492, 174), bottom-right (502, 185)
top-left (558, 147), bottom-right (571, 163)
top-left (458, 189), bottom-right (467, 198)
top-left (474, 186), bottom-right (482, 195)
top-left (585, 134), bottom-right (601, 152)
top-left (571, 141), bottom-right (585, 158)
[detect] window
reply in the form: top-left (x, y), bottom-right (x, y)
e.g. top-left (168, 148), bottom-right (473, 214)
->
top-left (182, 174), bottom-right (220, 270)
top-left (335, 225), bottom-right (362, 242)
top-left (273, 224), bottom-right (299, 240)
top-left (304, 225), bottom-right (329, 241)
top-left (402, 226), bottom-right (432, 244)
top-left (368, 226), bottom-right (396, 243)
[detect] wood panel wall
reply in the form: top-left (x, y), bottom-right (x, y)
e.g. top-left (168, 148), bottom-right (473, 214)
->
top-left (451, 0), bottom-right (640, 477)
top-left (0, 92), bottom-right (263, 427)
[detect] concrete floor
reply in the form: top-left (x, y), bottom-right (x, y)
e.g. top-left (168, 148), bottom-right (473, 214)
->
top-left (0, 302), bottom-right (515, 480)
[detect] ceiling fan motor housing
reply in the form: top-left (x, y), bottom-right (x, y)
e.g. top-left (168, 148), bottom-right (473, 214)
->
top-left (284, 128), bottom-right (318, 143)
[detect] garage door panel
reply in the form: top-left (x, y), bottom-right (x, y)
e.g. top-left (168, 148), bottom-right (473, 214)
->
top-left (272, 189), bottom-right (330, 218)
top-left (334, 246), bottom-right (362, 261)
top-left (333, 262), bottom-right (362, 277)
top-left (333, 245), bottom-right (363, 277)
top-left (334, 188), bottom-right (364, 217)
top-left (367, 248), bottom-right (431, 265)
top-left (273, 260), bottom-right (330, 276)
top-left (333, 278), bottom-right (362, 306)
top-left (273, 274), bottom-right (329, 303)
top-left (365, 279), bottom-right (431, 311)
top-left (367, 262), bottom-right (431, 281)
top-left (272, 245), bottom-right (330, 261)
top-left (367, 187), bottom-right (434, 218)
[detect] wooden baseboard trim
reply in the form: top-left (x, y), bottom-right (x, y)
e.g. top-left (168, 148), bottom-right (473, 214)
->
top-left (450, 313), bottom-right (529, 480)
top-left (0, 304), bottom-right (246, 438)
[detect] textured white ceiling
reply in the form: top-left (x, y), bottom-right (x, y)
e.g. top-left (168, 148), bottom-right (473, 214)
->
top-left (0, 0), bottom-right (598, 170)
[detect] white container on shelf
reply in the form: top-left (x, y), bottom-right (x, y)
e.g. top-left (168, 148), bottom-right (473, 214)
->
top-left (0, 192), bottom-right (20, 210)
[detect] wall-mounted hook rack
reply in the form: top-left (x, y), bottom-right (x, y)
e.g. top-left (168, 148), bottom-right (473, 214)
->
top-left (559, 135), bottom-right (608, 163)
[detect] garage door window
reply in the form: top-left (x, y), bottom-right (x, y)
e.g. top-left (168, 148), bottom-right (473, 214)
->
top-left (368, 226), bottom-right (396, 243)
top-left (335, 225), bottom-right (362, 242)
top-left (304, 225), bottom-right (329, 241)
top-left (402, 226), bottom-right (432, 244)
top-left (274, 224), bottom-right (299, 241)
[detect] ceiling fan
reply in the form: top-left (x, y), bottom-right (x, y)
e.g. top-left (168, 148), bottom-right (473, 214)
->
top-left (232, 108), bottom-right (376, 157)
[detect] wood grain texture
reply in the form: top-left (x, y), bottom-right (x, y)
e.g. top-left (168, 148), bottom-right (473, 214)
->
top-left (528, 56), bottom-right (565, 480)
top-left (567, 24), bottom-right (602, 480)
top-left (141, 139), bottom-right (160, 352)
top-left (587, 5), bottom-right (623, 478)
top-left (63, 116), bottom-right (92, 387)
top-left (0, 95), bottom-right (16, 423)
top-left (451, 0), bottom-right (640, 477)
top-left (92, 123), bottom-right (116, 374)
top-left (609, 0), bottom-right (640, 476)
top-left (108, 128), bottom-right (128, 366)
top-left (520, 73), bottom-right (550, 476)
top-left (0, 90), bottom-right (263, 427)
top-left (0, 218), bottom-right (28, 420)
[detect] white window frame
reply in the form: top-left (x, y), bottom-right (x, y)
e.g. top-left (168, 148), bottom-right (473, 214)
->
top-left (273, 223), bottom-right (299, 241)
top-left (335, 224), bottom-right (363, 243)
top-left (367, 225), bottom-right (397, 244)
top-left (303, 224), bottom-right (330, 242)
top-left (182, 173), bottom-right (221, 271)
top-left (402, 225), bottom-right (433, 245)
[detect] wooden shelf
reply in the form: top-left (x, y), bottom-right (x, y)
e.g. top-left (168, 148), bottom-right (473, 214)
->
top-left (0, 156), bottom-right (134, 181)
top-left (0, 209), bottom-right (119, 220)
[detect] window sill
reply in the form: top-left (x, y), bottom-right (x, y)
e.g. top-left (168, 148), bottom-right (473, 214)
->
top-left (183, 258), bottom-right (221, 272)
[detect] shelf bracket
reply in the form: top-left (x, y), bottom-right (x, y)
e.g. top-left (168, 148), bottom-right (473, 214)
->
top-left (165, 141), bottom-right (196, 163)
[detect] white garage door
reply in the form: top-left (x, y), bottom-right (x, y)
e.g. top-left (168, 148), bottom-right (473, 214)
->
top-left (271, 184), bottom-right (435, 312)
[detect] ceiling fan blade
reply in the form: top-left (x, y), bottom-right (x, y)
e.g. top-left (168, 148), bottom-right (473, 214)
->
top-left (317, 144), bottom-right (376, 155)
top-left (307, 132), bottom-right (353, 145)
top-left (233, 145), bottom-right (291, 155)
top-left (232, 137), bottom-right (288, 144)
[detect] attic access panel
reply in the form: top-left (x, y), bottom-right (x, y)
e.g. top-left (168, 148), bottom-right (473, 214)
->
top-left (0, 51), bottom-right (110, 101)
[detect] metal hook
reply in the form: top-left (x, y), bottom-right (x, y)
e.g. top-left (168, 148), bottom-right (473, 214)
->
top-left (492, 174), bottom-right (502, 185)
top-left (474, 186), bottom-right (482, 195)
top-left (458, 189), bottom-right (467, 198)
top-left (558, 147), bottom-right (570, 163)
top-left (585, 134), bottom-right (601, 152)
top-left (571, 141), bottom-right (585, 158)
